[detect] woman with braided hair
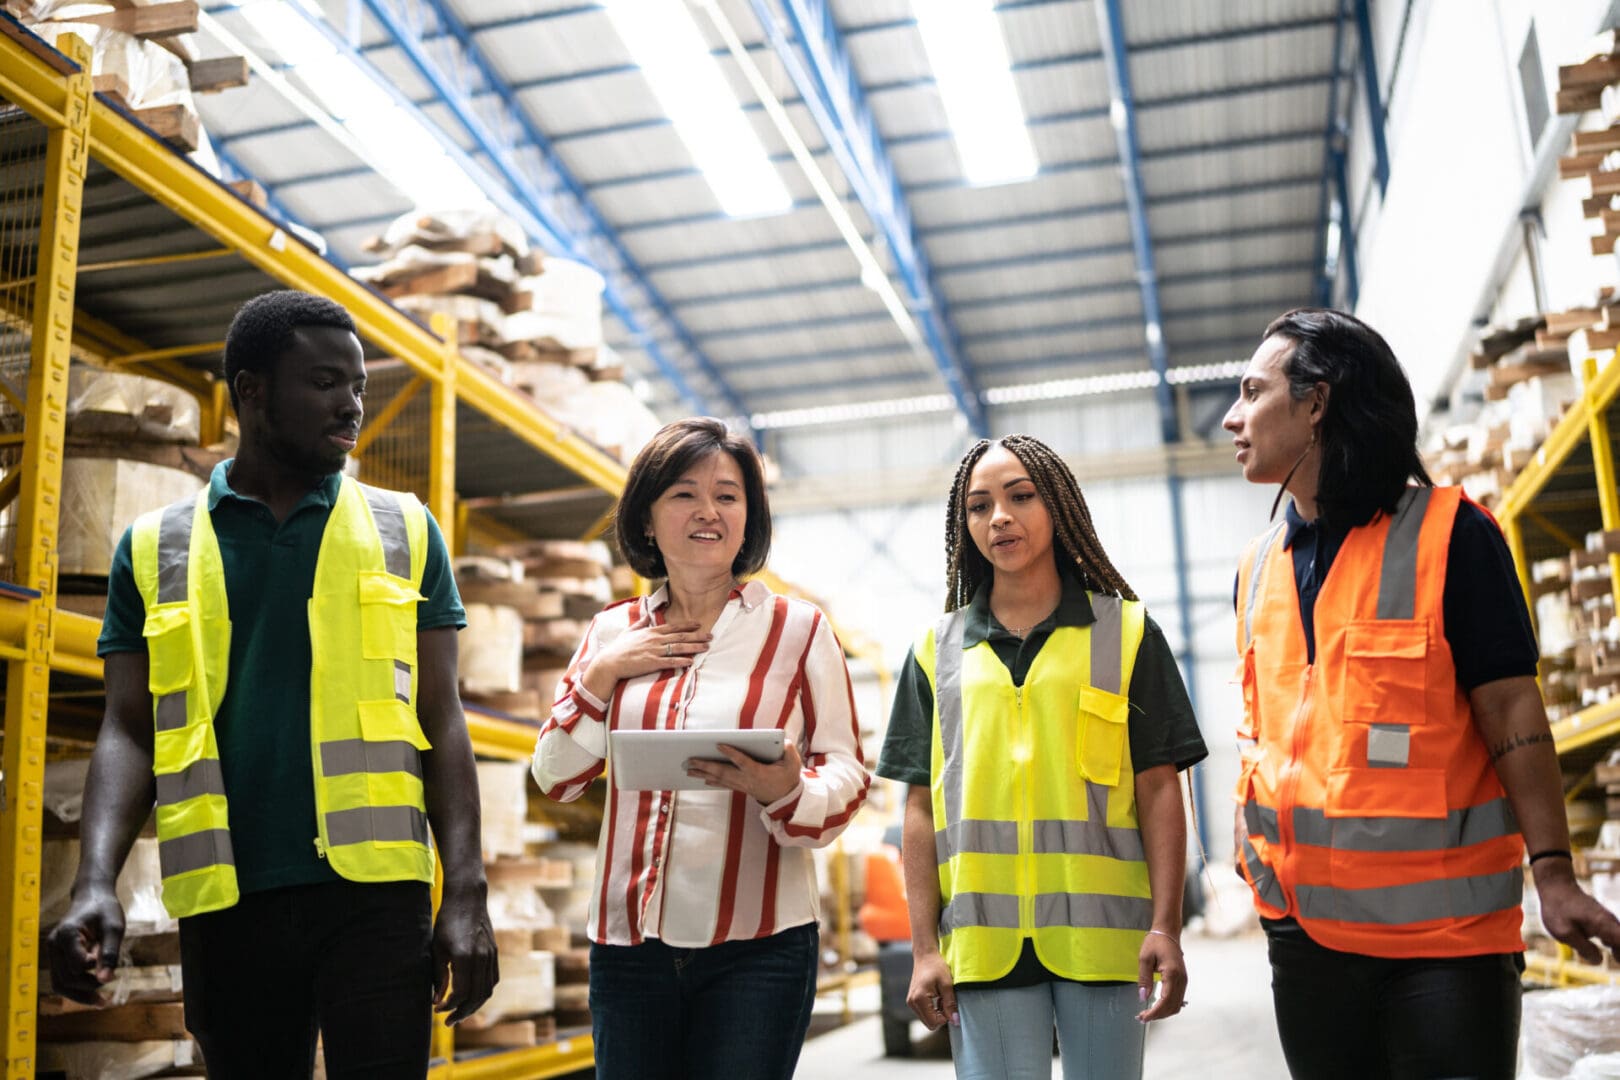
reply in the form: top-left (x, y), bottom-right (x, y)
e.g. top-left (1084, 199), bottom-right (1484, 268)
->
top-left (875, 434), bottom-right (1206, 1080)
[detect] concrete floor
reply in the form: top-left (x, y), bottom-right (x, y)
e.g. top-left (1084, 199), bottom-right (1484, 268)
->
top-left (794, 928), bottom-right (1289, 1079)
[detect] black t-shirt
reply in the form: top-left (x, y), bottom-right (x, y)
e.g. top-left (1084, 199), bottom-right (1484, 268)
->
top-left (1243, 497), bottom-right (1539, 688)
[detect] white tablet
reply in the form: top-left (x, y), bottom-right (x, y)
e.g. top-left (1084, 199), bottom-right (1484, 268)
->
top-left (609, 729), bottom-right (786, 792)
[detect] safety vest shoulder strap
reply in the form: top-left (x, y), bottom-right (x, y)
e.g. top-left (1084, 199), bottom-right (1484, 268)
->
top-left (352, 479), bottom-right (427, 584)
top-left (1236, 520), bottom-right (1287, 653)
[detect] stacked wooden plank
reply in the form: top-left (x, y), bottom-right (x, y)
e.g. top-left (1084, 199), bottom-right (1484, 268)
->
top-left (1556, 31), bottom-right (1620, 258)
top-left (5, 1), bottom-right (249, 154)
top-left (356, 210), bottom-right (664, 464)
top-left (455, 542), bottom-right (613, 720)
top-left (0, 365), bottom-right (222, 610)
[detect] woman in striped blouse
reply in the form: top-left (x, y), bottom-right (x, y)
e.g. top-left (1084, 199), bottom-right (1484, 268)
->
top-left (532, 417), bottom-right (871, 1080)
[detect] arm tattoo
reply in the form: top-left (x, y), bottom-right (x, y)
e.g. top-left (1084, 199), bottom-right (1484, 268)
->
top-left (1487, 731), bottom-right (1554, 762)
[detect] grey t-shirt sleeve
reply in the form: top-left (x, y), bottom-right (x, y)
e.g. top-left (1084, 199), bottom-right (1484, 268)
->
top-left (875, 645), bottom-right (933, 787)
top-left (1126, 615), bottom-right (1209, 773)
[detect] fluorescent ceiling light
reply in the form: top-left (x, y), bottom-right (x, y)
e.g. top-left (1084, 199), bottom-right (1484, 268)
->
top-left (602, 0), bottom-right (792, 217)
top-left (912, 0), bottom-right (1038, 186)
top-left (235, 0), bottom-right (486, 210)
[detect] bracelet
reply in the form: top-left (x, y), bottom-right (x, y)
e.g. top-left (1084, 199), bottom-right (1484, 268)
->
top-left (1146, 929), bottom-right (1180, 947)
top-left (1529, 849), bottom-right (1574, 866)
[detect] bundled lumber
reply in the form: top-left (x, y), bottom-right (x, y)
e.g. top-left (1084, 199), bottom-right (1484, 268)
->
top-left (7, 1), bottom-right (250, 155)
top-left (358, 209), bottom-right (664, 464)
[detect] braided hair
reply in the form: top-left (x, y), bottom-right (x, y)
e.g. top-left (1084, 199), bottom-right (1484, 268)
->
top-left (944, 435), bottom-right (1137, 611)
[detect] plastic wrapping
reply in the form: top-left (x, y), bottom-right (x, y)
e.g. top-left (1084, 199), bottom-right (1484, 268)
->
top-left (458, 603), bottom-right (524, 695)
top-left (50, 457), bottom-right (204, 576)
top-left (66, 364), bottom-right (200, 443)
top-left (40, 837), bottom-right (174, 938)
top-left (376, 209), bottom-right (529, 259)
top-left (42, 757), bottom-right (90, 824)
top-left (26, 20), bottom-right (195, 111)
top-left (477, 761), bottom-right (529, 862)
top-left (1522, 985), bottom-right (1620, 1078)
top-left (509, 257), bottom-right (605, 351)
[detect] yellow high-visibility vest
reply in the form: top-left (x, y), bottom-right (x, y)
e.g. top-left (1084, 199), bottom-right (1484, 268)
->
top-left (132, 476), bottom-right (435, 918)
top-left (914, 593), bottom-right (1151, 983)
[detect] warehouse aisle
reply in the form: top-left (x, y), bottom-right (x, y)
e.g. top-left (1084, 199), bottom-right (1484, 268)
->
top-left (794, 930), bottom-right (1288, 1078)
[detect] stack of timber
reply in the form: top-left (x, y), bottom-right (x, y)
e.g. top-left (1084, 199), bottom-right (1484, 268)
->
top-left (35, 760), bottom-right (200, 1078)
top-left (356, 210), bottom-right (662, 464)
top-left (1557, 30), bottom-right (1620, 260)
top-left (4, 0), bottom-right (250, 158)
top-left (1522, 528), bottom-right (1620, 726)
top-left (0, 364), bottom-right (223, 616)
top-left (1428, 314), bottom-right (1578, 509)
top-left (454, 541), bottom-right (613, 721)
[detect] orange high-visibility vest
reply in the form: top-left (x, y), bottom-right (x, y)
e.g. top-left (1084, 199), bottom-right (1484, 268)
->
top-left (1234, 486), bottom-right (1524, 958)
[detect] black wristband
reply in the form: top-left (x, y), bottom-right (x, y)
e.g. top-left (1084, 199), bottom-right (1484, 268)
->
top-left (1529, 849), bottom-right (1573, 865)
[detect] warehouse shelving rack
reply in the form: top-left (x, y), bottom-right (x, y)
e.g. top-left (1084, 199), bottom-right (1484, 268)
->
top-left (1498, 351), bottom-right (1620, 988)
top-left (0, 19), bottom-right (627, 1078)
top-left (0, 19), bottom-right (888, 1075)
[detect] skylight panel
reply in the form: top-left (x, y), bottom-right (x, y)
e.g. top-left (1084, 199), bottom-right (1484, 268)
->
top-left (912, 0), bottom-right (1038, 186)
top-left (235, 0), bottom-right (486, 210)
top-left (601, 0), bottom-right (793, 218)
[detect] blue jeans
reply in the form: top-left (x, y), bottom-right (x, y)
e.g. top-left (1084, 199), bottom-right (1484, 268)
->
top-left (947, 981), bottom-right (1145, 1080)
top-left (589, 922), bottom-right (819, 1080)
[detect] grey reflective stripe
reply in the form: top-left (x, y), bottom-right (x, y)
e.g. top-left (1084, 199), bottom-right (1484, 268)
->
top-left (1244, 800), bottom-right (1280, 845)
top-left (935, 819), bottom-right (1019, 863)
top-left (1086, 781), bottom-right (1110, 831)
top-left (156, 497), bottom-right (195, 604)
top-left (1088, 594), bottom-right (1122, 693)
top-left (1291, 797), bottom-right (1518, 853)
top-left (155, 691), bottom-right (188, 732)
top-left (1034, 891), bottom-right (1153, 931)
top-left (1375, 487), bottom-right (1432, 620)
top-left (1241, 835), bottom-right (1287, 910)
top-left (159, 828), bottom-right (234, 878)
top-left (361, 484), bottom-right (413, 580)
top-left (321, 739), bottom-right (424, 780)
top-left (938, 892), bottom-right (1021, 935)
top-left (1243, 522), bottom-right (1287, 649)
top-left (935, 611), bottom-right (968, 829)
top-left (1033, 818), bottom-right (1145, 861)
top-left (1296, 868), bottom-right (1522, 925)
top-left (394, 660), bottom-right (412, 703)
top-left (325, 805), bottom-right (429, 847)
top-left (1367, 724), bottom-right (1410, 767)
top-left (155, 759), bottom-right (225, 806)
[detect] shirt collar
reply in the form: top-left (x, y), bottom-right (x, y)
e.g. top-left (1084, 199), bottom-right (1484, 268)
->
top-left (207, 458), bottom-right (343, 512)
top-left (643, 578), bottom-right (768, 618)
top-left (1281, 498), bottom-right (1313, 550)
top-left (961, 564), bottom-right (1096, 649)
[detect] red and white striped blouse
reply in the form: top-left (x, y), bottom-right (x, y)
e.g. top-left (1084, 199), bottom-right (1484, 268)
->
top-left (531, 579), bottom-right (871, 948)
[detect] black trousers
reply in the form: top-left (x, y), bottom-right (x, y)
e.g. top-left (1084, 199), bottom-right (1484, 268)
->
top-left (179, 880), bottom-right (433, 1079)
top-left (1263, 917), bottom-right (1522, 1080)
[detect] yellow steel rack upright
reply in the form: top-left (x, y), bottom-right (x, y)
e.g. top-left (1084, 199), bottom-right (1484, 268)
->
top-left (0, 19), bottom-right (609, 1078)
top-left (1496, 351), bottom-right (1620, 988)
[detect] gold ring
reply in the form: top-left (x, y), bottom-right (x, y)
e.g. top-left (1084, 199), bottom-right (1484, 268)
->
top-left (664, 643), bottom-right (672, 657)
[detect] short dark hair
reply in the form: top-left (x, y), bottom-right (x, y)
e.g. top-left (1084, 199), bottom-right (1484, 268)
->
top-left (614, 418), bottom-right (771, 580)
top-left (1264, 307), bottom-right (1433, 529)
top-left (223, 290), bottom-right (357, 412)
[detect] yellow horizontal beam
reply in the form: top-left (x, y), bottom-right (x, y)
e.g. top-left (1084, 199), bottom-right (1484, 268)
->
top-left (0, 600), bottom-right (104, 680)
top-left (428, 1036), bottom-right (595, 1079)
top-left (1501, 353), bottom-right (1620, 523)
top-left (1551, 697), bottom-right (1620, 753)
top-left (466, 712), bottom-right (541, 762)
top-left (1523, 951), bottom-right (1620, 986)
top-left (106, 340), bottom-right (225, 366)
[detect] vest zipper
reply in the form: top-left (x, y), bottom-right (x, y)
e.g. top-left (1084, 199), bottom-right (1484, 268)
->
top-left (1015, 684), bottom-right (1031, 931)
top-left (314, 837), bottom-right (327, 859)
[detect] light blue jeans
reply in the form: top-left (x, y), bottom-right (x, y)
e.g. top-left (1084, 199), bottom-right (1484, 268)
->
top-left (947, 981), bottom-right (1145, 1080)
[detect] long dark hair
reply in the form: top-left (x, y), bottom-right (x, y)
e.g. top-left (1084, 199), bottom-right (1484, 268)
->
top-left (943, 434), bottom-right (1136, 612)
top-left (1264, 308), bottom-right (1432, 529)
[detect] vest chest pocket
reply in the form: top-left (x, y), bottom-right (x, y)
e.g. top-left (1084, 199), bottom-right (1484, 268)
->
top-left (142, 603), bottom-right (193, 695)
top-left (1343, 621), bottom-right (1427, 728)
top-left (358, 572), bottom-right (423, 663)
top-left (1076, 685), bottom-right (1129, 788)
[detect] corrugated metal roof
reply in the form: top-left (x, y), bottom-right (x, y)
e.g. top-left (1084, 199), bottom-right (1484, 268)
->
top-left (180, 0), bottom-right (1343, 428)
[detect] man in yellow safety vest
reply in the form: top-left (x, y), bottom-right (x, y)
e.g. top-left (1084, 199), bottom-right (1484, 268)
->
top-left (47, 290), bottom-right (496, 1077)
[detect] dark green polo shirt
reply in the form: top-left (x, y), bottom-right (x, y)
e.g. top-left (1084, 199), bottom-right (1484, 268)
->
top-left (97, 461), bottom-right (465, 895)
